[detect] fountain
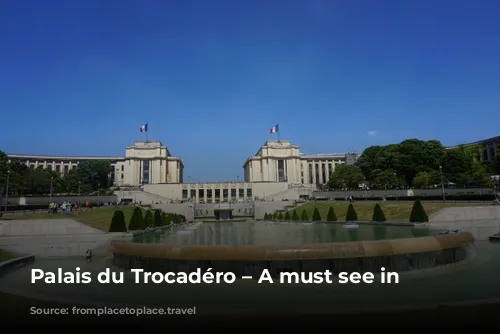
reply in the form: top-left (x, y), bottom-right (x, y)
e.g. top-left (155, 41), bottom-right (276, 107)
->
top-left (2, 220), bottom-right (500, 316)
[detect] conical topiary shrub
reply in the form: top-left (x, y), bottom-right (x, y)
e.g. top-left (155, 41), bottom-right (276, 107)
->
top-left (277, 212), bottom-right (284, 220)
top-left (371, 203), bottom-right (387, 222)
top-left (154, 210), bottom-right (162, 227)
top-left (291, 210), bottom-right (299, 221)
top-left (144, 210), bottom-right (154, 227)
top-left (345, 204), bottom-right (358, 222)
top-left (326, 206), bottom-right (337, 221)
top-left (109, 210), bottom-right (127, 232)
top-left (284, 211), bottom-right (291, 220)
top-left (301, 210), bottom-right (309, 221)
top-left (263, 213), bottom-right (268, 220)
top-left (161, 212), bottom-right (169, 225)
top-left (128, 206), bottom-right (144, 230)
top-left (312, 207), bottom-right (322, 221)
top-left (409, 200), bottom-right (428, 223)
top-left (273, 212), bottom-right (278, 220)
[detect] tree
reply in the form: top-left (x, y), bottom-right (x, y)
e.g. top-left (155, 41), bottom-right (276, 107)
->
top-left (326, 207), bottom-right (337, 221)
top-left (144, 210), bottom-right (154, 227)
top-left (154, 210), bottom-right (162, 227)
top-left (161, 212), bottom-right (169, 225)
top-left (312, 208), bottom-right (322, 221)
top-left (129, 207), bottom-right (144, 230)
top-left (370, 169), bottom-right (398, 189)
top-left (301, 210), bottom-right (309, 221)
top-left (291, 210), bottom-right (299, 221)
top-left (277, 212), bottom-right (283, 220)
top-left (371, 204), bottom-right (386, 222)
top-left (345, 204), bottom-right (358, 221)
top-left (284, 211), bottom-right (290, 220)
top-left (413, 172), bottom-right (430, 188)
top-left (109, 210), bottom-right (127, 232)
top-left (409, 200), bottom-right (428, 223)
top-left (327, 164), bottom-right (364, 190)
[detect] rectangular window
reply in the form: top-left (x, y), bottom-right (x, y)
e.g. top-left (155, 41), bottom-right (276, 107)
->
top-left (64, 165), bottom-right (69, 174)
top-left (277, 159), bottom-right (286, 182)
top-left (30, 164), bottom-right (35, 169)
top-left (182, 190), bottom-right (188, 199)
top-left (321, 163), bottom-right (326, 184)
top-left (239, 188), bottom-right (244, 198)
top-left (56, 165), bottom-right (61, 172)
top-left (121, 165), bottom-right (124, 171)
top-left (308, 164), bottom-right (313, 184)
top-left (223, 189), bottom-right (228, 199)
top-left (246, 188), bottom-right (252, 198)
top-left (190, 189), bottom-right (196, 198)
top-left (142, 160), bottom-right (150, 184)
top-left (215, 189), bottom-right (220, 200)
top-left (198, 189), bottom-right (204, 199)
top-left (231, 188), bottom-right (236, 198)
top-left (207, 189), bottom-right (213, 198)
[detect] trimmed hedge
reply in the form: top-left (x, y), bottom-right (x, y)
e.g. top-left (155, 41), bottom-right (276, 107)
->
top-left (128, 207), bottom-right (144, 230)
top-left (312, 208), bottom-right (322, 221)
top-left (409, 200), bottom-right (429, 223)
top-left (345, 204), bottom-right (358, 221)
top-left (109, 210), bottom-right (127, 232)
top-left (326, 207), bottom-right (337, 221)
top-left (371, 204), bottom-right (387, 222)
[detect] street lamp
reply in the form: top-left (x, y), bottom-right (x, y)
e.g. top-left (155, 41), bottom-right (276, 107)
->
top-left (4, 170), bottom-right (11, 212)
top-left (49, 176), bottom-right (54, 203)
top-left (439, 166), bottom-right (446, 203)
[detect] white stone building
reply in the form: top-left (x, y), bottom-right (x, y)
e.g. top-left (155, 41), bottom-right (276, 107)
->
top-left (7, 139), bottom-right (354, 201)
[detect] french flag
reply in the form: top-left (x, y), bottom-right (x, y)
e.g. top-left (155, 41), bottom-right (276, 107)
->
top-left (269, 124), bottom-right (279, 134)
top-left (140, 123), bottom-right (148, 132)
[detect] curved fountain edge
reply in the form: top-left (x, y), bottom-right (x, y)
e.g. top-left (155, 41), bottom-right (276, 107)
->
top-left (0, 255), bottom-right (35, 277)
top-left (109, 231), bottom-right (475, 261)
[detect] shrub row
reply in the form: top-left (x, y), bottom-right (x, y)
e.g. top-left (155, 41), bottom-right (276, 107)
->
top-left (109, 207), bottom-right (187, 232)
top-left (322, 194), bottom-right (494, 201)
top-left (263, 200), bottom-right (429, 223)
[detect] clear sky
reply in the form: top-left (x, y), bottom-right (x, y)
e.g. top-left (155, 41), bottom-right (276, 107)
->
top-left (1, 0), bottom-right (499, 181)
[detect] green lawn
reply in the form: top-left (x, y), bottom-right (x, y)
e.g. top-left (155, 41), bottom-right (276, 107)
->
top-left (289, 201), bottom-right (488, 221)
top-left (0, 206), bottom-right (146, 231)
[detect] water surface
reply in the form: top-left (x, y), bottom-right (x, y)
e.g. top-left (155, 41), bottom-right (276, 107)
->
top-left (133, 222), bottom-right (437, 246)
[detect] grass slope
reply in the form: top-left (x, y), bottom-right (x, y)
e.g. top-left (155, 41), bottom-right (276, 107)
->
top-left (290, 201), bottom-right (487, 221)
top-left (0, 207), bottom-right (145, 231)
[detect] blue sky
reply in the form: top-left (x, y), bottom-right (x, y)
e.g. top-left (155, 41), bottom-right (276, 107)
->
top-left (1, 0), bottom-right (499, 181)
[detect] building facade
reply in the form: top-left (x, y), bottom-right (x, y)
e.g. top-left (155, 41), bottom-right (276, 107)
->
top-left (242, 140), bottom-right (348, 185)
top-left (446, 135), bottom-right (500, 162)
top-left (7, 138), bottom-right (352, 201)
top-left (7, 140), bottom-right (184, 187)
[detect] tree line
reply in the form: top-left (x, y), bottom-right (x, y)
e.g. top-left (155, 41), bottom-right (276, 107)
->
top-left (0, 150), bottom-right (113, 196)
top-left (327, 139), bottom-right (494, 190)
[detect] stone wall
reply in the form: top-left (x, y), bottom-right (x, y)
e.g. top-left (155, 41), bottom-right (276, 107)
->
top-left (6, 195), bottom-right (118, 205)
top-left (313, 187), bottom-right (493, 199)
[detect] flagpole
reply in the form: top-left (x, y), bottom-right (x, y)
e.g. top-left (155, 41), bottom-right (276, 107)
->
top-left (277, 123), bottom-right (280, 143)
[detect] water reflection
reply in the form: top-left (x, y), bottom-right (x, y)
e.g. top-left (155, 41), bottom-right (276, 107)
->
top-left (133, 222), bottom-right (435, 246)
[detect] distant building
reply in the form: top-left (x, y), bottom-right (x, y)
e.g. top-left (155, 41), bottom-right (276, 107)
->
top-left (6, 139), bottom-right (354, 201)
top-left (445, 135), bottom-right (500, 162)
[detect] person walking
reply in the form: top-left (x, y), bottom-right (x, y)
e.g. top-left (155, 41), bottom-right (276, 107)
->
top-left (61, 201), bottom-right (67, 216)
